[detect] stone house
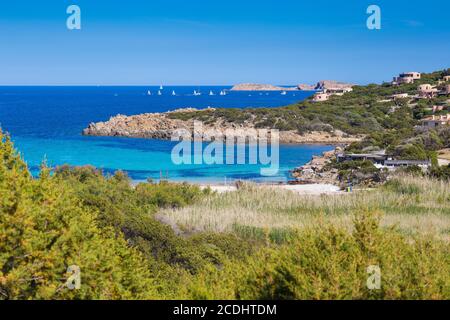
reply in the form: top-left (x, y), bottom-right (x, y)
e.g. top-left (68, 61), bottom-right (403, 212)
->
top-left (420, 114), bottom-right (450, 128)
top-left (392, 72), bottom-right (421, 85)
top-left (418, 84), bottom-right (439, 98)
top-left (312, 93), bottom-right (330, 102)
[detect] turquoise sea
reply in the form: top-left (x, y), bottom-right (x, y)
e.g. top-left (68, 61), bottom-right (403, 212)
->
top-left (0, 86), bottom-right (333, 183)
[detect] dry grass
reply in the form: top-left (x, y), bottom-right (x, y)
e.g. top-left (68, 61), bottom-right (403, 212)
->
top-left (160, 176), bottom-right (450, 240)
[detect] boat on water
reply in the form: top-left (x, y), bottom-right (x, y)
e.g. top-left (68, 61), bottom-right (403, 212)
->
top-left (193, 90), bottom-right (201, 96)
top-left (219, 90), bottom-right (226, 96)
top-left (159, 85), bottom-right (163, 90)
top-left (209, 90), bottom-right (215, 96)
top-left (147, 90), bottom-right (152, 96)
top-left (281, 91), bottom-right (287, 95)
top-left (172, 90), bottom-right (176, 96)
top-left (157, 90), bottom-right (162, 96)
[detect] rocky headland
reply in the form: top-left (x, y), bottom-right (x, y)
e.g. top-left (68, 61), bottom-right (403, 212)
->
top-left (82, 108), bottom-right (362, 144)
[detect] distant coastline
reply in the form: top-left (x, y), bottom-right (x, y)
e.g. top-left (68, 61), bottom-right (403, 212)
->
top-left (230, 83), bottom-right (298, 91)
top-left (230, 80), bottom-right (354, 92)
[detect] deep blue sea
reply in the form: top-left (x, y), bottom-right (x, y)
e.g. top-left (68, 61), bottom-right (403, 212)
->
top-left (0, 86), bottom-right (332, 183)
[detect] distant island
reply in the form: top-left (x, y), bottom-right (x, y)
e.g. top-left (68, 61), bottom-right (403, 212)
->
top-left (230, 83), bottom-right (298, 91)
top-left (231, 80), bottom-right (354, 91)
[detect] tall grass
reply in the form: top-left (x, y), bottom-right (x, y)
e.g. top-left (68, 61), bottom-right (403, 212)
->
top-left (161, 175), bottom-right (450, 241)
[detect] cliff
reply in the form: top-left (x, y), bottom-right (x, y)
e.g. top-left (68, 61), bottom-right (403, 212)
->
top-left (82, 108), bottom-right (362, 144)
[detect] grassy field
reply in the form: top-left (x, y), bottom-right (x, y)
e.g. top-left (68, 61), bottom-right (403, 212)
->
top-left (161, 175), bottom-right (450, 242)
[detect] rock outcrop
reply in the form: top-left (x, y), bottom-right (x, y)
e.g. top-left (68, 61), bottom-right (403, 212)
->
top-left (291, 147), bottom-right (344, 185)
top-left (314, 80), bottom-right (354, 90)
top-left (230, 83), bottom-right (298, 91)
top-left (297, 84), bottom-right (316, 91)
top-left (83, 109), bottom-right (362, 144)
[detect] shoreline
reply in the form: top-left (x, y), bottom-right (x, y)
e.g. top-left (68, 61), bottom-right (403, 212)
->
top-left (131, 177), bottom-right (343, 195)
top-left (198, 183), bottom-right (342, 194)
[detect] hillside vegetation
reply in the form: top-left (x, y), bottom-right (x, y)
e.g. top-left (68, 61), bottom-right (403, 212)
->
top-left (169, 69), bottom-right (450, 164)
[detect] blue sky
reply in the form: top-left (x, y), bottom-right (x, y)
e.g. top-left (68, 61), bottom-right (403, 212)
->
top-left (0, 0), bottom-right (449, 85)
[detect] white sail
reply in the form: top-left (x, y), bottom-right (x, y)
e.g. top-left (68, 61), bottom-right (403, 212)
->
top-left (281, 91), bottom-right (287, 95)
top-left (147, 90), bottom-right (152, 96)
top-left (209, 90), bottom-right (214, 96)
top-left (157, 90), bottom-right (162, 96)
top-left (160, 85), bottom-right (163, 90)
top-left (172, 90), bottom-right (176, 96)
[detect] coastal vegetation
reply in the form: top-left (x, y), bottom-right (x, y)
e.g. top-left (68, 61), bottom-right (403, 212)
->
top-left (1, 131), bottom-right (449, 299)
top-left (2, 69), bottom-right (450, 300)
top-left (169, 70), bottom-right (449, 137)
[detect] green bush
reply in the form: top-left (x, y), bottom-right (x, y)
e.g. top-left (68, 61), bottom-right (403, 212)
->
top-left (186, 209), bottom-right (450, 300)
top-left (0, 132), bottom-right (156, 299)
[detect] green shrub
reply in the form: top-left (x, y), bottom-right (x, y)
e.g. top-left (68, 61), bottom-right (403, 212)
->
top-left (187, 209), bottom-right (450, 300)
top-left (0, 132), bottom-right (156, 300)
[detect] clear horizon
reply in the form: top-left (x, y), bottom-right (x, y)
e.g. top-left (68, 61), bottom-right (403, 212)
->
top-left (0, 0), bottom-right (449, 85)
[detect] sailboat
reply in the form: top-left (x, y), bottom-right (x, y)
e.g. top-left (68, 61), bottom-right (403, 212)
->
top-left (209, 90), bottom-right (215, 96)
top-left (281, 91), bottom-right (287, 95)
top-left (172, 90), bottom-right (176, 96)
top-left (159, 85), bottom-right (163, 90)
top-left (219, 90), bottom-right (226, 96)
top-left (147, 90), bottom-right (152, 96)
top-left (157, 90), bottom-right (162, 96)
top-left (193, 90), bottom-right (201, 96)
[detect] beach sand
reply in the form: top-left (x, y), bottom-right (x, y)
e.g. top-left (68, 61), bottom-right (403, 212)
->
top-left (201, 183), bottom-right (342, 195)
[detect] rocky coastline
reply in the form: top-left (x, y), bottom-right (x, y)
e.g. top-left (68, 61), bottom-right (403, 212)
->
top-left (82, 109), bottom-right (362, 145)
top-left (290, 147), bottom-right (343, 185)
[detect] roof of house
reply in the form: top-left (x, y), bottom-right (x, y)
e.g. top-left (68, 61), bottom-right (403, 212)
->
top-left (421, 114), bottom-right (450, 122)
top-left (385, 160), bottom-right (431, 165)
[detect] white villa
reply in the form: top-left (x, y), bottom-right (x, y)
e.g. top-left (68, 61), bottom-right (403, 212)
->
top-left (312, 86), bottom-right (353, 102)
top-left (325, 87), bottom-right (353, 96)
top-left (312, 92), bottom-right (330, 102)
top-left (392, 72), bottom-right (421, 85)
top-left (420, 114), bottom-right (450, 128)
top-left (418, 84), bottom-right (439, 98)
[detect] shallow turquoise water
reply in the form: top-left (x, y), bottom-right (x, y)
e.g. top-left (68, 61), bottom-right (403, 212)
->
top-left (0, 86), bottom-right (332, 183)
